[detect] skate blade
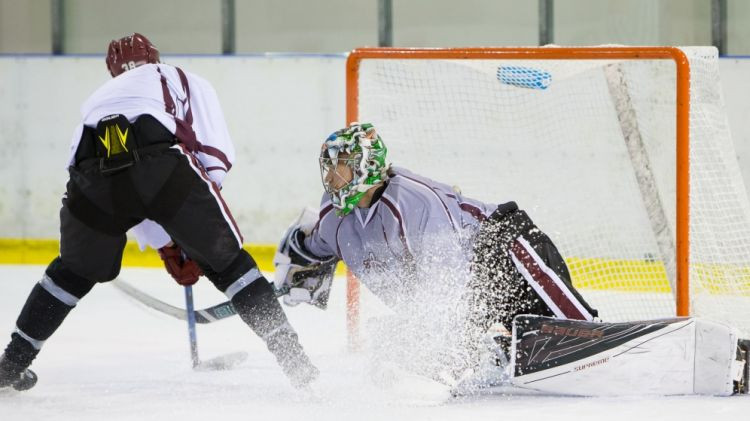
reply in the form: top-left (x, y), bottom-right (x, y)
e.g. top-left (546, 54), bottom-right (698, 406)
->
top-left (193, 351), bottom-right (249, 371)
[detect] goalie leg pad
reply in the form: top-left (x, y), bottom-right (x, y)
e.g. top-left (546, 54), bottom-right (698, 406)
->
top-left (510, 315), bottom-right (740, 396)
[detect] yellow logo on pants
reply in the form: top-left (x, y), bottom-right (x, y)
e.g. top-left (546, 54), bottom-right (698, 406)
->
top-left (98, 124), bottom-right (129, 157)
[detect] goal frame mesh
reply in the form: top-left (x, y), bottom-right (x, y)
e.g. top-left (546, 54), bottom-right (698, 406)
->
top-left (344, 46), bottom-right (693, 350)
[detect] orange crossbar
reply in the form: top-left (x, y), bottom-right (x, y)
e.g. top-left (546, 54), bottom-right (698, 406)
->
top-left (344, 47), bottom-right (691, 329)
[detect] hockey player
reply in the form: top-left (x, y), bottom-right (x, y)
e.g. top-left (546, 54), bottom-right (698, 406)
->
top-left (274, 122), bottom-right (598, 384)
top-left (0, 33), bottom-right (317, 391)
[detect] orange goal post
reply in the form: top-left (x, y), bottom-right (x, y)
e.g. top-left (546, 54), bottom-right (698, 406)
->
top-left (344, 46), bottom-right (750, 349)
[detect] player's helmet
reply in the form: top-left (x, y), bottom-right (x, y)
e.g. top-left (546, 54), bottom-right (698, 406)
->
top-left (106, 33), bottom-right (160, 77)
top-left (319, 123), bottom-right (390, 216)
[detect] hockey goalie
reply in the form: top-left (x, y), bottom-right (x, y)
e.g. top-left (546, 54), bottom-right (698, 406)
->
top-left (274, 123), bottom-right (749, 396)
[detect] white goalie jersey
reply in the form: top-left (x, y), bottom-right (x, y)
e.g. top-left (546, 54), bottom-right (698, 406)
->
top-left (303, 166), bottom-right (498, 308)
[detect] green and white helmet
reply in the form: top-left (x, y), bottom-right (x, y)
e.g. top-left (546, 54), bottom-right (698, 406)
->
top-left (319, 123), bottom-right (390, 216)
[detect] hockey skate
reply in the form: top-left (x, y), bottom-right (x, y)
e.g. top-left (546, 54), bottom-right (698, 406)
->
top-left (0, 353), bottom-right (38, 392)
top-left (450, 323), bottom-right (512, 397)
top-left (266, 328), bottom-right (319, 389)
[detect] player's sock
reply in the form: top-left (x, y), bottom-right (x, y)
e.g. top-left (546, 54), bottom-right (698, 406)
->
top-left (230, 274), bottom-right (319, 388)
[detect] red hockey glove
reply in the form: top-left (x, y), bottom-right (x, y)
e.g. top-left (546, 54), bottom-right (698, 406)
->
top-left (158, 244), bottom-right (203, 286)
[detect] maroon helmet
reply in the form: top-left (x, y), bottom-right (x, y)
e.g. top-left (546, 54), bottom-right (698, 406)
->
top-left (106, 33), bottom-right (160, 77)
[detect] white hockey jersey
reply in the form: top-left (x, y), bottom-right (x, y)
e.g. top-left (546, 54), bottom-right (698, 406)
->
top-left (67, 63), bottom-right (235, 250)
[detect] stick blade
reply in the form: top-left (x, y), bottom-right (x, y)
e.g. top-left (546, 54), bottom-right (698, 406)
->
top-left (193, 351), bottom-right (249, 371)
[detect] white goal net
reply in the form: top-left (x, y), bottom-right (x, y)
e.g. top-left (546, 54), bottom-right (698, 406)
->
top-left (347, 46), bottom-right (750, 337)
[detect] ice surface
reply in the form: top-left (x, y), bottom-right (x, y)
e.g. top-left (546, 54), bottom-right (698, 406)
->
top-left (0, 265), bottom-right (748, 420)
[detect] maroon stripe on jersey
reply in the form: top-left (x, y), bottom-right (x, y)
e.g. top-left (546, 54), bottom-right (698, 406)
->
top-left (176, 144), bottom-right (244, 244)
top-left (319, 203), bottom-right (334, 220)
top-left (312, 202), bottom-right (334, 234)
top-left (381, 223), bottom-right (401, 257)
top-left (206, 166), bottom-right (228, 173)
top-left (510, 239), bottom-right (587, 320)
top-left (157, 68), bottom-right (176, 115)
top-left (173, 67), bottom-right (200, 152)
top-left (459, 203), bottom-right (487, 222)
top-left (395, 174), bottom-right (457, 231)
top-left (157, 66), bottom-right (231, 172)
top-left (380, 196), bottom-right (411, 253)
top-left (334, 218), bottom-right (345, 257)
top-left (201, 145), bottom-right (232, 171)
top-left (175, 68), bottom-right (193, 124)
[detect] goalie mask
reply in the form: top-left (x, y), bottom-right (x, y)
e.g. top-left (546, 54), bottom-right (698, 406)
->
top-left (319, 123), bottom-right (390, 216)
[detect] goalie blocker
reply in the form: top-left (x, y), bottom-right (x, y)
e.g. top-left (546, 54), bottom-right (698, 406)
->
top-left (273, 207), bottom-right (337, 309)
top-left (510, 315), bottom-right (749, 396)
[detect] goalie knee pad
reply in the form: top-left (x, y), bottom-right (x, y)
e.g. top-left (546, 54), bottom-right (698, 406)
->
top-left (14, 258), bottom-right (96, 349)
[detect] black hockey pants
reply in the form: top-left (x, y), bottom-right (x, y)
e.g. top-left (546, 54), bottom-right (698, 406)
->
top-left (62, 123), bottom-right (243, 283)
top-left (468, 202), bottom-right (599, 335)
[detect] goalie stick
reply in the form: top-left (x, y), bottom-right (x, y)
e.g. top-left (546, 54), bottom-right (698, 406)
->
top-left (111, 278), bottom-right (289, 324)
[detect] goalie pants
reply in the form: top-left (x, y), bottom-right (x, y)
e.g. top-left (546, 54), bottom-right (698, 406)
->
top-left (468, 202), bottom-right (599, 334)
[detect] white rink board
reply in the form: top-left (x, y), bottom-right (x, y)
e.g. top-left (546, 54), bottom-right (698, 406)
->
top-left (3, 55), bottom-right (750, 244)
top-left (1, 265), bottom-right (750, 420)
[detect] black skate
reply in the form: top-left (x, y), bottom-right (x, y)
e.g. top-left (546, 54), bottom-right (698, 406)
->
top-left (0, 353), bottom-right (38, 392)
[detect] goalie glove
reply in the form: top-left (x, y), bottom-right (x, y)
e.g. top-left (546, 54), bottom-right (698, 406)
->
top-left (274, 207), bottom-right (337, 309)
top-left (281, 258), bottom-right (337, 309)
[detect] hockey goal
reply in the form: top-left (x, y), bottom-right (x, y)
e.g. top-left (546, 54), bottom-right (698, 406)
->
top-left (344, 46), bottom-right (750, 347)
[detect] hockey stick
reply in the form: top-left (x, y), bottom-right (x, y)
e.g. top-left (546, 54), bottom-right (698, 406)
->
top-left (183, 284), bottom-right (250, 371)
top-left (111, 278), bottom-right (284, 371)
top-left (184, 285), bottom-right (200, 367)
top-left (111, 278), bottom-right (289, 324)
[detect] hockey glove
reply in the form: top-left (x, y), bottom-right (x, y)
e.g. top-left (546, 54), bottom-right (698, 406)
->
top-left (274, 208), bottom-right (337, 309)
top-left (281, 259), bottom-right (337, 309)
top-left (158, 244), bottom-right (203, 286)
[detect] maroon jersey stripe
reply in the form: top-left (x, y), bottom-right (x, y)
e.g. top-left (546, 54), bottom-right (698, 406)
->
top-left (510, 238), bottom-right (588, 320)
top-left (380, 195), bottom-right (411, 254)
top-left (459, 202), bottom-right (488, 222)
top-left (157, 66), bottom-right (231, 172)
